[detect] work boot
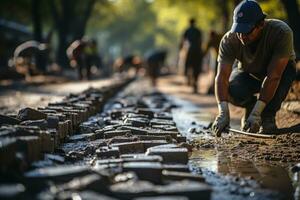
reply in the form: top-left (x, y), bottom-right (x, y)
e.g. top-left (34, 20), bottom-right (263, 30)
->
top-left (259, 116), bottom-right (278, 134)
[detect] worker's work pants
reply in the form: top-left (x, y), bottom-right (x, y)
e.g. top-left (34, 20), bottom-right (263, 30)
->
top-left (228, 60), bottom-right (296, 118)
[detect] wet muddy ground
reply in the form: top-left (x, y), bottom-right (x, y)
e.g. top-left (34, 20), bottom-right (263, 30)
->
top-left (158, 75), bottom-right (300, 200)
top-left (0, 75), bottom-right (299, 199)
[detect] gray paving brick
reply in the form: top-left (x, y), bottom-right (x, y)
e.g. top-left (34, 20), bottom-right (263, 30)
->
top-left (123, 162), bottom-right (163, 183)
top-left (146, 148), bottom-right (188, 164)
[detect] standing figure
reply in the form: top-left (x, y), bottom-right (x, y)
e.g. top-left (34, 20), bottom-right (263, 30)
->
top-left (180, 18), bottom-right (203, 93)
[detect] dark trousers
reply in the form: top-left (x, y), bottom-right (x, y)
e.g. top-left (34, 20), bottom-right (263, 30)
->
top-left (228, 60), bottom-right (296, 118)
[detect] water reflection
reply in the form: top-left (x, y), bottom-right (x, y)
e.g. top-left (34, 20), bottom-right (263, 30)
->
top-left (170, 95), bottom-right (295, 199)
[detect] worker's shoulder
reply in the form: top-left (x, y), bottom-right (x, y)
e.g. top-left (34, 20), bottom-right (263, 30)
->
top-left (265, 19), bottom-right (293, 33)
top-left (220, 31), bottom-right (239, 45)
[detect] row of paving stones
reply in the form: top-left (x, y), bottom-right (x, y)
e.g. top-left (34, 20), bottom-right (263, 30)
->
top-left (0, 78), bottom-right (132, 194)
top-left (0, 79), bottom-right (212, 199)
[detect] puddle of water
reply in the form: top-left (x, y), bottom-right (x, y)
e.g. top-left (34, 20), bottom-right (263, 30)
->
top-left (170, 94), bottom-right (296, 199)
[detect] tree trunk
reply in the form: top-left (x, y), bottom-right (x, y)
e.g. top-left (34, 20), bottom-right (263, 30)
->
top-left (49, 0), bottom-right (96, 68)
top-left (32, 0), bottom-right (46, 72)
top-left (49, 0), bottom-right (71, 68)
top-left (280, 0), bottom-right (300, 58)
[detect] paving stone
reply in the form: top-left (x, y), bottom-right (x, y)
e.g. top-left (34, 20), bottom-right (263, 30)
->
top-left (0, 184), bottom-right (26, 200)
top-left (111, 141), bottom-right (144, 154)
top-left (16, 136), bottom-right (42, 162)
top-left (118, 126), bottom-right (148, 135)
top-left (38, 130), bottom-right (55, 153)
top-left (47, 115), bottom-right (60, 129)
top-left (24, 165), bottom-right (92, 186)
top-left (120, 153), bottom-right (145, 158)
top-left (137, 108), bottom-right (154, 118)
top-left (58, 174), bottom-right (109, 193)
top-left (125, 118), bottom-right (149, 127)
top-left (151, 125), bottom-right (177, 131)
top-left (37, 109), bottom-right (57, 116)
top-left (147, 144), bottom-right (179, 150)
top-left (162, 164), bottom-right (190, 172)
top-left (69, 133), bottom-right (95, 141)
top-left (122, 162), bottom-right (163, 184)
top-left (162, 170), bottom-right (205, 182)
top-left (58, 122), bottom-right (66, 140)
top-left (65, 151), bottom-right (85, 162)
top-left (44, 154), bottom-right (65, 163)
top-left (108, 120), bottom-right (124, 125)
top-left (0, 138), bottom-right (17, 171)
top-left (92, 158), bottom-right (123, 171)
top-left (96, 146), bottom-right (120, 158)
top-left (142, 140), bottom-right (168, 151)
top-left (126, 113), bottom-right (149, 119)
top-left (0, 115), bottom-right (20, 126)
top-left (154, 112), bottom-right (173, 120)
top-left (48, 129), bottom-right (60, 147)
top-left (65, 119), bottom-right (72, 135)
top-left (146, 148), bottom-right (188, 164)
top-left (17, 108), bottom-right (47, 121)
top-left (113, 171), bottom-right (138, 183)
top-left (108, 136), bottom-right (138, 144)
top-left (122, 155), bottom-right (163, 163)
top-left (0, 126), bottom-right (53, 152)
top-left (20, 119), bottom-right (48, 130)
top-left (150, 119), bottom-right (175, 126)
top-left (104, 130), bottom-right (131, 139)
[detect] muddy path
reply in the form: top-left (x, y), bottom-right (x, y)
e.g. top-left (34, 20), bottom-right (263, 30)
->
top-left (0, 77), bottom-right (299, 200)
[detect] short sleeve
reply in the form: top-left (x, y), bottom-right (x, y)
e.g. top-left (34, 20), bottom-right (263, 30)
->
top-left (217, 33), bottom-right (236, 65)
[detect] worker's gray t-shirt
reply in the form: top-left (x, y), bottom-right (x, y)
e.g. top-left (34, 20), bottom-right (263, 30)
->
top-left (218, 19), bottom-right (295, 80)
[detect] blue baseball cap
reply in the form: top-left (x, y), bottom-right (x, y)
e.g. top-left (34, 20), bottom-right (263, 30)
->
top-left (231, 0), bottom-right (266, 33)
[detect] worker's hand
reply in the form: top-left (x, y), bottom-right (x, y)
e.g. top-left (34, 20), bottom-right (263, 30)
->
top-left (212, 101), bottom-right (230, 137)
top-left (242, 100), bottom-right (266, 133)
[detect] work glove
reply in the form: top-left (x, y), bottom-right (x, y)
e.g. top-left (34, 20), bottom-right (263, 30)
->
top-left (212, 101), bottom-right (230, 137)
top-left (242, 100), bottom-right (266, 133)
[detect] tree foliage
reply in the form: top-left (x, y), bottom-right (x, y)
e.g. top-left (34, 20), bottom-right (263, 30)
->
top-left (1, 0), bottom-right (300, 67)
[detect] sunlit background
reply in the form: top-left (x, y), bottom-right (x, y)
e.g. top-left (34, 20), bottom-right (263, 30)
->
top-left (0, 0), bottom-right (296, 72)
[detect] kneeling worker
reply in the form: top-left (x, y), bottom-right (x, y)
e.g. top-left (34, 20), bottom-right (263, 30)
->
top-left (212, 0), bottom-right (296, 136)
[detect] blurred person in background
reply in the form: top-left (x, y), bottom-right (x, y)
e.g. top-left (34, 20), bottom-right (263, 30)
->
top-left (13, 40), bottom-right (48, 77)
top-left (85, 39), bottom-right (103, 79)
top-left (146, 49), bottom-right (167, 86)
top-left (179, 18), bottom-right (203, 93)
top-left (66, 38), bottom-right (88, 80)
